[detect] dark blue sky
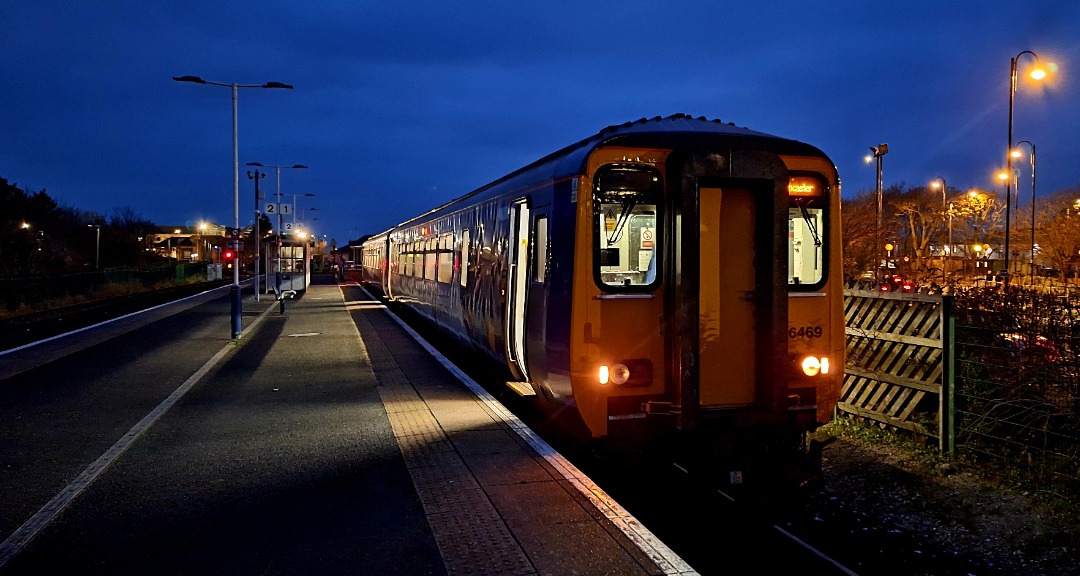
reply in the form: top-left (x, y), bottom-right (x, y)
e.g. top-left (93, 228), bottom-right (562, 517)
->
top-left (2, 1), bottom-right (1079, 248)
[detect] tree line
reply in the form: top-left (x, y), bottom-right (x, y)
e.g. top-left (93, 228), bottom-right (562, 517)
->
top-left (841, 181), bottom-right (1080, 284)
top-left (0, 177), bottom-right (163, 276)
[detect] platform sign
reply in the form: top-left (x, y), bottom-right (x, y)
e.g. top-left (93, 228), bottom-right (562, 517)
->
top-left (264, 203), bottom-right (293, 215)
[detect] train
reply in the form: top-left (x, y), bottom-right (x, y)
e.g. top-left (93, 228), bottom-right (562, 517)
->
top-left (359, 114), bottom-right (843, 495)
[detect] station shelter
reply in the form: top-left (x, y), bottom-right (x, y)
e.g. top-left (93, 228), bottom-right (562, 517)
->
top-left (263, 232), bottom-right (310, 294)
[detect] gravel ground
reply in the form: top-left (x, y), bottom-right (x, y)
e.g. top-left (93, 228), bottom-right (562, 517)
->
top-left (801, 426), bottom-right (1080, 576)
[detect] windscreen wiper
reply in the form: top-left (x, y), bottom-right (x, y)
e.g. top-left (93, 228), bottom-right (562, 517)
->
top-left (796, 199), bottom-right (822, 247)
top-left (607, 199), bottom-right (636, 245)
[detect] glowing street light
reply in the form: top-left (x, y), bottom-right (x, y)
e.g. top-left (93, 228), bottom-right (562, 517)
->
top-left (931, 177), bottom-right (950, 281)
top-left (1003, 51), bottom-right (1048, 287)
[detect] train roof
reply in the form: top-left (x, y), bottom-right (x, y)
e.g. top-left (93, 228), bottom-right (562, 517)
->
top-left (388, 113), bottom-right (831, 231)
top-left (548, 112), bottom-right (828, 174)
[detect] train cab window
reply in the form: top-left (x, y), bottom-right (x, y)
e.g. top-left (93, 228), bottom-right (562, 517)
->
top-left (593, 166), bottom-right (662, 290)
top-left (460, 228), bottom-right (471, 287)
top-left (788, 176), bottom-right (828, 288)
top-left (534, 216), bottom-right (548, 283)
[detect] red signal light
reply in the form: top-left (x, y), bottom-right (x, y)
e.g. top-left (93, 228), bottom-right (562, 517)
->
top-left (223, 249), bottom-right (235, 261)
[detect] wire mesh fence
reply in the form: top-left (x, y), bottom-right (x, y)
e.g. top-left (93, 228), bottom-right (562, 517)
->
top-left (843, 281), bottom-right (1080, 501)
top-left (0, 262), bottom-right (210, 313)
top-left (952, 284), bottom-right (1080, 498)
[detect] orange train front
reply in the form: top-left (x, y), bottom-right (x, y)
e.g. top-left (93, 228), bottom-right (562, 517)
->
top-left (360, 114), bottom-right (844, 494)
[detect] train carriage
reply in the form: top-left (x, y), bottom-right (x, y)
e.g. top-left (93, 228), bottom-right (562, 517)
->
top-left (360, 114), bottom-right (843, 493)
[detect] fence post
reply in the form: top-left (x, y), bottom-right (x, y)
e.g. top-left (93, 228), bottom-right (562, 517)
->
top-left (940, 295), bottom-right (956, 455)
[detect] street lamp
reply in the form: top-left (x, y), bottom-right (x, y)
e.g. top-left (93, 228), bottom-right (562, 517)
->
top-left (998, 169), bottom-right (1019, 277)
top-left (1011, 141), bottom-right (1036, 286)
top-left (196, 222), bottom-right (207, 261)
top-left (931, 177), bottom-right (949, 282)
top-left (244, 162), bottom-right (308, 296)
top-left (1004, 51), bottom-right (1047, 288)
top-left (866, 144), bottom-right (889, 282)
top-left (88, 223), bottom-right (101, 269)
top-left (174, 75), bottom-right (293, 339)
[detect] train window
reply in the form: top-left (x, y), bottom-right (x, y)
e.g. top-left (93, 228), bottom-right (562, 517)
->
top-left (460, 229), bottom-right (470, 287)
top-left (534, 216), bottom-right (548, 283)
top-left (424, 244), bottom-right (437, 280)
top-left (437, 233), bottom-right (453, 283)
top-left (593, 165), bottom-right (662, 290)
top-left (788, 197), bottom-right (825, 287)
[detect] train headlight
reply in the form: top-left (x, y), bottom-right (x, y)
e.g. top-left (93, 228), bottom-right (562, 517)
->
top-left (598, 362), bottom-right (642, 385)
top-left (801, 356), bottom-right (831, 377)
top-left (610, 363), bottom-right (631, 385)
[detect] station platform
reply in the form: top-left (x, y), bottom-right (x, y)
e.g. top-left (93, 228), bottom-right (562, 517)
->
top-left (319, 280), bottom-right (695, 575)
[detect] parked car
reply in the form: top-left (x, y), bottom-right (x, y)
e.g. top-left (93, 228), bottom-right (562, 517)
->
top-left (880, 275), bottom-right (914, 293)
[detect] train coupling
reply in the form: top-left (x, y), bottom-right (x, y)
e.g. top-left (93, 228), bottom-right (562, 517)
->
top-left (642, 401), bottom-right (679, 415)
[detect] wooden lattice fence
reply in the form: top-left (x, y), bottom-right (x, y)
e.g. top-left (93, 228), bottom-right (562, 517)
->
top-left (841, 285), bottom-right (955, 451)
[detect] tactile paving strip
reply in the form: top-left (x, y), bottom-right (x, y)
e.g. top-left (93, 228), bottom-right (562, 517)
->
top-left (384, 392), bottom-right (535, 575)
top-left (360, 310), bottom-right (536, 576)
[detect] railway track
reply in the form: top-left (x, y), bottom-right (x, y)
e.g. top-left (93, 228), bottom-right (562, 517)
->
top-left (0, 280), bottom-right (229, 352)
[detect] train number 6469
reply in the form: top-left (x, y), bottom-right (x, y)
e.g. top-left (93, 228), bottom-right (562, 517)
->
top-left (789, 326), bottom-right (823, 339)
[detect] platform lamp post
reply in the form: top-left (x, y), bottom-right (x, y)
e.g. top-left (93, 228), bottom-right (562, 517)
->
top-left (1004, 51), bottom-right (1047, 288)
top-left (1011, 141), bottom-right (1036, 286)
top-left (246, 169), bottom-right (266, 301)
top-left (931, 177), bottom-right (949, 282)
top-left (293, 193), bottom-right (316, 228)
top-left (294, 194), bottom-right (315, 274)
top-left (244, 162), bottom-right (308, 297)
top-left (866, 144), bottom-right (889, 282)
top-left (173, 75), bottom-right (293, 339)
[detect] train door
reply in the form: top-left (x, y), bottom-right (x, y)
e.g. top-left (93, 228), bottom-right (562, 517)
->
top-left (524, 209), bottom-right (549, 385)
top-left (698, 186), bottom-right (757, 406)
top-left (506, 199), bottom-right (530, 381)
top-left (386, 237), bottom-right (397, 299)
